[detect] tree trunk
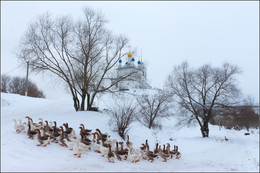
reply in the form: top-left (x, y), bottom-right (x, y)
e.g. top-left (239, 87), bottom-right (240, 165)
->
top-left (86, 93), bottom-right (91, 111)
top-left (73, 97), bottom-right (80, 112)
top-left (200, 119), bottom-right (209, 137)
top-left (80, 93), bottom-right (86, 111)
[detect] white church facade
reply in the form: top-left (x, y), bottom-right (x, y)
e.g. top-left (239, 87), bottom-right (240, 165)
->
top-left (112, 49), bottom-right (150, 91)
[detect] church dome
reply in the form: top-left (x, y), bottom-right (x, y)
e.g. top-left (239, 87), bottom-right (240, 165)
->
top-left (137, 60), bottom-right (141, 64)
top-left (128, 51), bottom-right (132, 57)
top-left (119, 59), bottom-right (122, 63)
top-left (131, 58), bottom-right (135, 61)
top-left (125, 62), bottom-right (128, 65)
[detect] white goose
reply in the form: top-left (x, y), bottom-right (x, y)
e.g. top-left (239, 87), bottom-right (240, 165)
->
top-left (100, 139), bottom-right (110, 157)
top-left (128, 147), bottom-right (141, 163)
top-left (92, 134), bottom-right (101, 153)
top-left (64, 138), bottom-right (80, 150)
top-left (13, 119), bottom-right (25, 133)
top-left (72, 141), bottom-right (89, 158)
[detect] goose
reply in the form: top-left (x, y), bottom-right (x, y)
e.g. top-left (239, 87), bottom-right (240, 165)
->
top-left (40, 127), bottom-right (50, 139)
top-left (107, 144), bottom-right (115, 163)
top-left (166, 143), bottom-right (175, 159)
top-left (13, 119), bottom-right (25, 133)
top-left (79, 133), bottom-right (91, 151)
top-left (34, 129), bottom-right (50, 147)
top-left (163, 144), bottom-right (167, 154)
top-left (25, 116), bottom-right (35, 131)
top-left (63, 123), bottom-right (74, 138)
top-left (27, 121), bottom-right (37, 139)
top-left (51, 122), bottom-right (60, 143)
top-left (80, 124), bottom-right (92, 133)
top-left (115, 141), bottom-right (127, 161)
top-left (225, 136), bottom-right (229, 141)
top-left (72, 141), bottom-right (88, 158)
top-left (100, 138), bottom-right (110, 157)
top-left (106, 137), bottom-right (116, 152)
top-left (59, 126), bottom-right (68, 147)
top-left (118, 142), bottom-right (128, 160)
top-left (64, 138), bottom-right (80, 150)
top-left (49, 121), bottom-right (54, 128)
top-left (158, 145), bottom-right (171, 162)
top-left (93, 138), bottom-right (101, 153)
top-left (126, 135), bottom-right (133, 148)
top-left (22, 121), bottom-right (28, 133)
top-left (96, 128), bottom-right (108, 141)
top-left (79, 127), bottom-right (92, 139)
top-left (140, 143), bottom-right (147, 160)
top-left (153, 143), bottom-right (159, 154)
top-left (70, 130), bottom-right (77, 139)
top-left (29, 117), bottom-right (42, 129)
top-left (92, 133), bottom-right (99, 152)
top-left (44, 120), bottom-right (54, 136)
top-left (128, 147), bottom-right (141, 163)
top-left (38, 118), bottom-right (44, 125)
top-left (175, 146), bottom-right (181, 159)
top-left (145, 144), bottom-right (158, 163)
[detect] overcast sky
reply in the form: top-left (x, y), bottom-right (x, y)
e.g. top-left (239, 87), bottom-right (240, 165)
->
top-left (1, 1), bottom-right (259, 103)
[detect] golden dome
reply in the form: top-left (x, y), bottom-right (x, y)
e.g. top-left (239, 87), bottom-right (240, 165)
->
top-left (128, 51), bottom-right (132, 57)
top-left (128, 45), bottom-right (132, 57)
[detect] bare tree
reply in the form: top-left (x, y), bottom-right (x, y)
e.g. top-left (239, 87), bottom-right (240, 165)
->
top-left (136, 90), bottom-right (172, 129)
top-left (1, 74), bottom-right (11, 92)
top-left (234, 96), bottom-right (259, 131)
top-left (106, 96), bottom-right (137, 139)
top-left (6, 75), bottom-right (45, 98)
top-left (17, 7), bottom-right (134, 111)
top-left (8, 76), bottom-right (26, 94)
top-left (165, 61), bottom-right (241, 137)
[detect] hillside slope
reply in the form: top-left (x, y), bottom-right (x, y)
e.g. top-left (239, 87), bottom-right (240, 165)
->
top-left (1, 92), bottom-right (259, 172)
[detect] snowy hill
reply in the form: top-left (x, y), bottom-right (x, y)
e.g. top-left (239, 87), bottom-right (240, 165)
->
top-left (1, 92), bottom-right (259, 172)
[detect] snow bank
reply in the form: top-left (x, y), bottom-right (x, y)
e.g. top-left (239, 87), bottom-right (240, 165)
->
top-left (1, 92), bottom-right (259, 172)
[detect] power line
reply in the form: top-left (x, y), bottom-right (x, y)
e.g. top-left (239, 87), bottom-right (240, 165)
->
top-left (3, 64), bottom-right (23, 75)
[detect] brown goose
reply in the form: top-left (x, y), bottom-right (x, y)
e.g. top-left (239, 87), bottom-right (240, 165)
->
top-left (80, 124), bottom-right (92, 133)
top-left (59, 126), bottom-right (68, 147)
top-left (153, 143), bottom-right (159, 154)
top-left (145, 144), bottom-right (158, 163)
top-left (107, 144), bottom-right (115, 163)
top-left (126, 135), bottom-right (133, 148)
top-left (80, 132), bottom-right (92, 145)
top-left (158, 145), bottom-right (171, 162)
top-left (44, 120), bottom-right (53, 136)
top-left (51, 122), bottom-right (60, 143)
top-left (40, 127), bottom-right (50, 139)
top-left (115, 142), bottom-right (127, 161)
top-left (96, 128), bottom-right (108, 141)
top-left (27, 121), bottom-right (37, 139)
top-left (34, 129), bottom-right (50, 147)
top-left (119, 142), bottom-right (128, 160)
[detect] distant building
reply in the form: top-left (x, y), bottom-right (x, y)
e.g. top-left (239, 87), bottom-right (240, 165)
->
top-left (112, 48), bottom-right (150, 91)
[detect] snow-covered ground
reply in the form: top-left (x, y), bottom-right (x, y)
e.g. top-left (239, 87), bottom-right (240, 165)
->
top-left (1, 92), bottom-right (259, 172)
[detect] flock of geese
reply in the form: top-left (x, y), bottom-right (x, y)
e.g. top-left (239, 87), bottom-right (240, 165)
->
top-left (13, 116), bottom-right (181, 163)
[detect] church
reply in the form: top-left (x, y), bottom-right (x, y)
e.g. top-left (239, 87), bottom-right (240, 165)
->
top-left (112, 49), bottom-right (150, 91)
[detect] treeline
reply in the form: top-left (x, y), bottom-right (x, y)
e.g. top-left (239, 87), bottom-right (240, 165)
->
top-left (1, 74), bottom-right (45, 98)
top-left (210, 105), bottom-right (259, 132)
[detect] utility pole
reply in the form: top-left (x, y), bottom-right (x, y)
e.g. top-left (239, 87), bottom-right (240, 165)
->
top-left (25, 61), bottom-right (29, 96)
